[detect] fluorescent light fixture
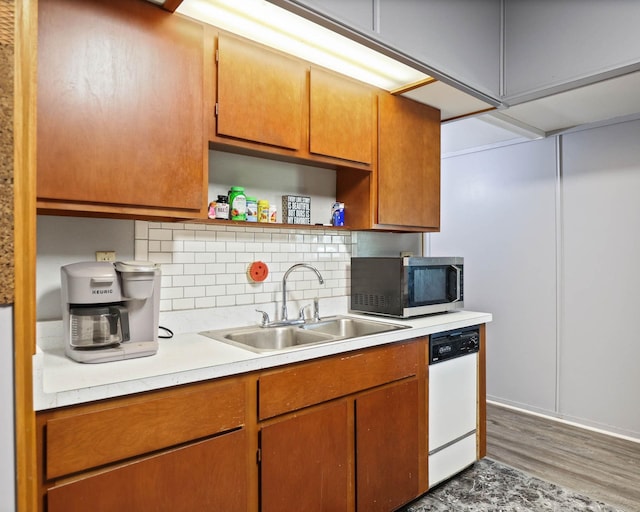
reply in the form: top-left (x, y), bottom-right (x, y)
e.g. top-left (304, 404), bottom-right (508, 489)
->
top-left (176, 0), bottom-right (430, 90)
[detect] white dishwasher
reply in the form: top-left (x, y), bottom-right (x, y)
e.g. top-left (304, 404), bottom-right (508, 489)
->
top-left (428, 325), bottom-right (480, 487)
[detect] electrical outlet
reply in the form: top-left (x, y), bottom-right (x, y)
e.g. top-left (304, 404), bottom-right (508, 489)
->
top-left (96, 251), bottom-right (116, 262)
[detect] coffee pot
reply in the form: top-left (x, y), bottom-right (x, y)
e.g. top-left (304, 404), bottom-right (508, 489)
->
top-left (61, 261), bottom-right (161, 363)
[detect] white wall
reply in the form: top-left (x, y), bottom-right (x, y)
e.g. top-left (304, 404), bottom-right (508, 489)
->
top-left (0, 306), bottom-right (15, 512)
top-left (560, 120), bottom-right (640, 433)
top-left (430, 137), bottom-right (559, 414)
top-left (431, 118), bottom-right (640, 439)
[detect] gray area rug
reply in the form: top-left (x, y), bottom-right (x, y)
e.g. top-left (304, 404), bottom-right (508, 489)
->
top-left (400, 458), bottom-right (625, 512)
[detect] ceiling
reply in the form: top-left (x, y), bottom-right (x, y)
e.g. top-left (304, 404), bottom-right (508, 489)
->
top-left (431, 70), bottom-right (640, 157)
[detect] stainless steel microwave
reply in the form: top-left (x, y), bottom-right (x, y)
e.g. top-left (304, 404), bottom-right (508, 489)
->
top-left (350, 257), bottom-right (464, 318)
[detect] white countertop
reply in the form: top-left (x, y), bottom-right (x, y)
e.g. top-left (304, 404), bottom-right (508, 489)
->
top-left (34, 309), bottom-right (492, 411)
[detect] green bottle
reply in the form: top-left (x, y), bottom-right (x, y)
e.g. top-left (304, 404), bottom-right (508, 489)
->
top-left (228, 186), bottom-right (247, 221)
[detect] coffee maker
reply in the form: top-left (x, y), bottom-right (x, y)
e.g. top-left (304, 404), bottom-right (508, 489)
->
top-left (61, 261), bottom-right (161, 363)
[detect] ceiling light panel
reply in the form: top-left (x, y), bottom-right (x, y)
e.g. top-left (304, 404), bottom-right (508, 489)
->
top-left (176, 0), bottom-right (430, 90)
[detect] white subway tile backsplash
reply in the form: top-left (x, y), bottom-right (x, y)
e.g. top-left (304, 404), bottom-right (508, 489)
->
top-left (205, 241), bottom-right (226, 252)
top-left (236, 232), bottom-right (255, 242)
top-left (184, 263), bottom-right (206, 275)
top-left (205, 285), bottom-right (226, 296)
top-left (236, 294), bottom-right (255, 306)
top-left (195, 297), bottom-right (216, 309)
top-left (134, 240), bottom-right (148, 261)
top-left (161, 264), bottom-right (184, 276)
top-left (226, 283), bottom-right (246, 295)
top-left (216, 231), bottom-right (236, 242)
top-left (173, 275), bottom-right (195, 287)
top-left (173, 252), bottom-right (194, 264)
top-left (184, 241), bottom-right (206, 252)
top-left (205, 263), bottom-right (226, 274)
top-left (195, 275), bottom-right (216, 286)
top-left (173, 229), bottom-right (196, 241)
top-left (162, 287), bottom-right (184, 299)
top-left (194, 253), bottom-right (216, 264)
top-left (184, 286), bottom-right (206, 298)
top-left (135, 221), bottom-right (148, 239)
top-left (172, 298), bottom-right (195, 310)
top-left (216, 274), bottom-right (235, 285)
top-left (148, 253), bottom-right (172, 264)
top-left (199, 231), bottom-right (218, 241)
top-left (136, 221), bottom-right (353, 313)
top-left (216, 252), bottom-right (237, 263)
top-left (216, 295), bottom-right (236, 307)
top-left (148, 228), bottom-right (172, 241)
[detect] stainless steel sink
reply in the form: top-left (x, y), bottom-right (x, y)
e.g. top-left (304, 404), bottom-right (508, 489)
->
top-left (199, 325), bottom-right (335, 353)
top-left (199, 316), bottom-right (409, 354)
top-left (300, 316), bottom-right (407, 337)
top-left (227, 326), bottom-right (334, 352)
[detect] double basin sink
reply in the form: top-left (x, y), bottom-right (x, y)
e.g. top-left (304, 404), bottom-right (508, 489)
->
top-left (200, 315), bottom-right (409, 353)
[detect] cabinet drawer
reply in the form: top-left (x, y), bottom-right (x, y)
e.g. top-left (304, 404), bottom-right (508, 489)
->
top-left (259, 341), bottom-right (419, 419)
top-left (45, 378), bottom-right (246, 479)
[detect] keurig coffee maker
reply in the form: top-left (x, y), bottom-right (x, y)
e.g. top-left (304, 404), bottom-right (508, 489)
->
top-left (61, 261), bottom-right (161, 363)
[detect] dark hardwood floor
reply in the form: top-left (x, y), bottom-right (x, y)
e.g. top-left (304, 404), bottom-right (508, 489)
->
top-left (486, 402), bottom-right (640, 511)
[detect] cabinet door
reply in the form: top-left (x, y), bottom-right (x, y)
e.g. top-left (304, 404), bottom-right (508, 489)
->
top-left (37, 0), bottom-right (206, 215)
top-left (260, 401), bottom-right (350, 512)
top-left (310, 67), bottom-right (374, 165)
top-left (378, 93), bottom-right (440, 230)
top-left (217, 34), bottom-right (306, 150)
top-left (355, 379), bottom-right (420, 512)
top-left (47, 430), bottom-right (248, 512)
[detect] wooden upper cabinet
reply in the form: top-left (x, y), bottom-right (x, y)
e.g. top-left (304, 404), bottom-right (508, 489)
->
top-left (37, 0), bottom-right (208, 217)
top-left (216, 34), bottom-right (306, 150)
top-left (377, 93), bottom-right (441, 230)
top-left (309, 67), bottom-right (374, 165)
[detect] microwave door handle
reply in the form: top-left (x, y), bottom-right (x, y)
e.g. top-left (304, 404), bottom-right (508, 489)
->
top-left (450, 265), bottom-right (462, 303)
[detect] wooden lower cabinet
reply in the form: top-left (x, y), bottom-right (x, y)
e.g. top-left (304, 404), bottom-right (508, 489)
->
top-left (37, 376), bottom-right (253, 512)
top-left (356, 379), bottom-right (420, 512)
top-left (258, 339), bottom-right (426, 512)
top-left (260, 401), bottom-right (351, 512)
top-left (47, 429), bottom-right (247, 512)
top-left (259, 379), bottom-right (421, 512)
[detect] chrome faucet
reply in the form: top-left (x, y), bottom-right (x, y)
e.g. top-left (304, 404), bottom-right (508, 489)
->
top-left (281, 263), bottom-right (324, 322)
